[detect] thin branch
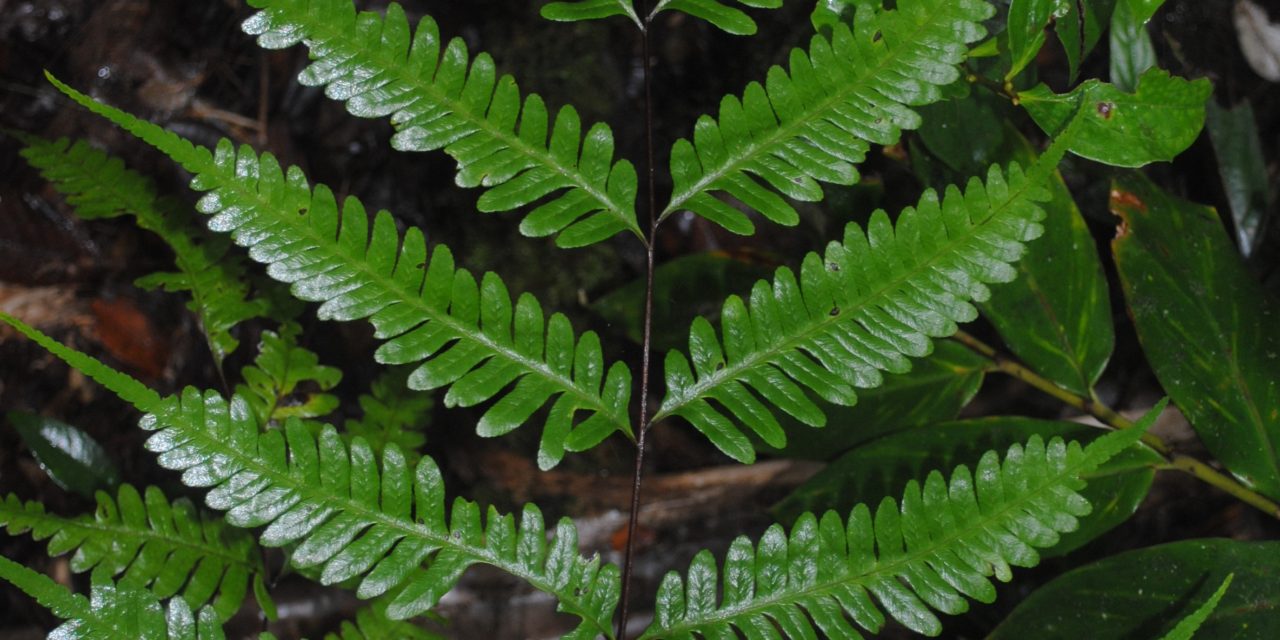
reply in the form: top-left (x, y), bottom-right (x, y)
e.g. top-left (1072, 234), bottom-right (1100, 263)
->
top-left (618, 2), bottom-right (659, 637)
top-left (951, 329), bottom-right (1280, 521)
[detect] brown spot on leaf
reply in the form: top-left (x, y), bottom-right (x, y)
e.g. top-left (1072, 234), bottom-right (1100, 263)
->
top-left (1097, 101), bottom-right (1115, 118)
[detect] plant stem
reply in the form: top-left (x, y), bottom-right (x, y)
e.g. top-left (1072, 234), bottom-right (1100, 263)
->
top-left (618, 5), bottom-right (659, 637)
top-left (951, 329), bottom-right (1280, 521)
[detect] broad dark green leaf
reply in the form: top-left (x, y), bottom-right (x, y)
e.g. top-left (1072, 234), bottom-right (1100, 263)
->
top-left (761, 340), bottom-right (990, 460)
top-left (917, 89), bottom-right (1008, 176)
top-left (1111, 173), bottom-right (1280, 499)
top-left (7, 411), bottom-right (120, 498)
top-left (1206, 100), bottom-right (1273, 258)
top-left (980, 129), bottom-right (1113, 396)
top-left (1054, 0), bottom-right (1116, 81)
top-left (989, 539), bottom-right (1280, 639)
top-left (1006, 0), bottom-right (1059, 80)
top-left (1108, 0), bottom-right (1166, 91)
top-left (591, 252), bottom-right (773, 353)
top-left (775, 417), bottom-right (1160, 557)
top-left (654, 0), bottom-right (783, 36)
top-left (1019, 67), bottom-right (1211, 168)
top-left (540, 0), bottom-right (640, 27)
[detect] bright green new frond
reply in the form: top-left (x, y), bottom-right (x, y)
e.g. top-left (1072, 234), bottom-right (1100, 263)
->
top-left (237, 322), bottom-right (342, 424)
top-left (656, 161), bottom-right (1051, 462)
top-left (0, 485), bottom-right (265, 622)
top-left (639, 409), bottom-right (1159, 639)
top-left (138, 389), bottom-right (620, 636)
top-left (48, 76), bottom-right (635, 466)
top-left (241, 0), bottom-right (641, 248)
top-left (15, 134), bottom-right (272, 365)
top-left (344, 368), bottom-right (433, 460)
top-left (652, 0), bottom-right (783, 36)
top-left (663, 0), bottom-right (994, 233)
top-left (0, 556), bottom-right (227, 640)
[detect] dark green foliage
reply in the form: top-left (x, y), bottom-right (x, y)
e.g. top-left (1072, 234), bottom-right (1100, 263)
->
top-left (236, 322), bottom-right (343, 424)
top-left (343, 368), bottom-right (433, 460)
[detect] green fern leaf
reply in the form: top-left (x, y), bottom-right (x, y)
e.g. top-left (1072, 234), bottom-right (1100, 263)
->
top-left (656, 157), bottom-right (1054, 462)
top-left (0, 556), bottom-right (227, 640)
top-left (541, 0), bottom-right (642, 28)
top-left (15, 134), bottom-right (274, 366)
top-left (638, 404), bottom-right (1162, 638)
top-left (0, 316), bottom-right (622, 637)
top-left (236, 322), bottom-right (342, 424)
top-left (662, 0), bottom-right (994, 232)
top-left (344, 368), bottom-right (433, 460)
top-left (0, 485), bottom-right (266, 622)
top-left (241, 0), bottom-right (641, 248)
top-left (652, 0), bottom-right (783, 36)
top-left (47, 74), bottom-right (634, 467)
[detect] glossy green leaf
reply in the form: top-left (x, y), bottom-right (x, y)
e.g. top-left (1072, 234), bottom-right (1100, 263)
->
top-left (652, 0), bottom-right (782, 36)
top-left (979, 128), bottom-right (1113, 396)
top-left (7, 411), bottom-right (120, 498)
top-left (1054, 0), bottom-right (1116, 81)
top-left (639, 407), bottom-right (1158, 639)
top-left (1111, 173), bottom-right (1280, 499)
top-left (810, 0), bottom-right (860, 32)
top-left (1206, 100), bottom-right (1273, 258)
top-left (1006, 0), bottom-right (1061, 80)
top-left (243, 1), bottom-right (641, 247)
top-left (1020, 67), bottom-right (1211, 167)
top-left (0, 485), bottom-right (266, 622)
top-left (917, 89), bottom-right (1008, 176)
top-left (990, 539), bottom-right (1280, 639)
top-left (762, 340), bottom-right (990, 460)
top-left (591, 252), bottom-right (773, 353)
top-left (663, 0), bottom-right (995, 233)
top-left (774, 417), bottom-right (1161, 556)
top-left (540, 0), bottom-right (641, 28)
top-left (1108, 0), bottom-right (1166, 91)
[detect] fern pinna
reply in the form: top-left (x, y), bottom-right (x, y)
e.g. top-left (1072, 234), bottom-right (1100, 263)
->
top-left (0, 485), bottom-right (266, 622)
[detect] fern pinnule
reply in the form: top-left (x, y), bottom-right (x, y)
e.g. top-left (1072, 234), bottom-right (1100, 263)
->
top-left (242, 0), bottom-right (641, 248)
top-left (0, 485), bottom-right (265, 622)
top-left (663, 0), bottom-right (995, 232)
top-left (46, 73), bottom-right (634, 469)
top-left (657, 159), bottom-right (1053, 462)
top-left (638, 404), bottom-right (1162, 638)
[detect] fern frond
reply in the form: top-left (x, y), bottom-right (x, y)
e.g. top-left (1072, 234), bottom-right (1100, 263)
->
top-left (652, 0), bottom-right (783, 36)
top-left (241, 0), bottom-right (641, 248)
top-left (0, 485), bottom-right (265, 622)
top-left (656, 159), bottom-right (1053, 462)
top-left (0, 556), bottom-right (227, 640)
top-left (48, 74), bottom-right (634, 467)
top-left (662, 0), bottom-right (994, 232)
top-left (236, 322), bottom-right (342, 424)
top-left (0, 315), bottom-right (623, 637)
top-left (344, 368), bottom-right (433, 460)
top-left (638, 408), bottom-right (1160, 638)
top-left (15, 134), bottom-right (273, 365)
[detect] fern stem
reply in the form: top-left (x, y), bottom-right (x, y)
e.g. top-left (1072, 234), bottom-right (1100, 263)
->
top-left (951, 330), bottom-right (1280, 521)
top-left (619, 3), bottom-right (660, 635)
